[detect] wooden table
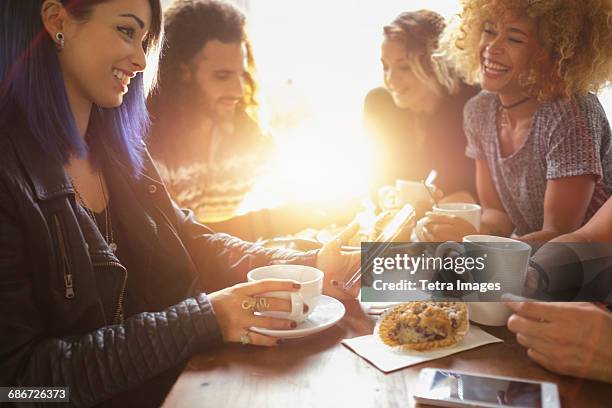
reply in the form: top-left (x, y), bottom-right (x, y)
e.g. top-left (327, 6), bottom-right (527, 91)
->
top-left (163, 300), bottom-right (612, 407)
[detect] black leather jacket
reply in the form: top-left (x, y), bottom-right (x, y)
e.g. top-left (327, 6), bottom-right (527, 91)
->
top-left (0, 115), bottom-right (316, 407)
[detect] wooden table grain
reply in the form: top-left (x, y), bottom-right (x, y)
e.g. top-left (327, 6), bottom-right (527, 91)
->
top-left (163, 300), bottom-right (612, 408)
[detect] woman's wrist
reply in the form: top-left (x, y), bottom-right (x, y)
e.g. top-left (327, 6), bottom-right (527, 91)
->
top-left (593, 311), bottom-right (612, 383)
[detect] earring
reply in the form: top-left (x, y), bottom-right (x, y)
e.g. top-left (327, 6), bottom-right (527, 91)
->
top-left (55, 32), bottom-right (65, 50)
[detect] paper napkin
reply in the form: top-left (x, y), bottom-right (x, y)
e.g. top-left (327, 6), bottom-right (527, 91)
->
top-left (342, 326), bottom-right (503, 373)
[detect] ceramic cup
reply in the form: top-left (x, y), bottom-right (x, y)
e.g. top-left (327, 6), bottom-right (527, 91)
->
top-left (435, 235), bottom-right (531, 326)
top-left (379, 179), bottom-right (432, 211)
top-left (247, 265), bottom-right (323, 324)
top-left (432, 202), bottom-right (481, 231)
top-left (414, 202), bottom-right (482, 241)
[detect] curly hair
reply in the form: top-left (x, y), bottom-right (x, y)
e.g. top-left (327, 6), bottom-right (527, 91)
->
top-left (147, 0), bottom-right (259, 164)
top-left (384, 10), bottom-right (462, 96)
top-left (449, 0), bottom-right (612, 100)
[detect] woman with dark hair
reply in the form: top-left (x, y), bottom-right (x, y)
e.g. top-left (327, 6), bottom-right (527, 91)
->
top-left (365, 9), bottom-right (478, 208)
top-left (0, 1), bottom-right (357, 406)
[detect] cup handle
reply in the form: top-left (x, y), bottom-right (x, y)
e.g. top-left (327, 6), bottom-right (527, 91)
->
top-left (434, 242), bottom-right (467, 286)
top-left (289, 292), bottom-right (305, 320)
top-left (434, 242), bottom-right (466, 263)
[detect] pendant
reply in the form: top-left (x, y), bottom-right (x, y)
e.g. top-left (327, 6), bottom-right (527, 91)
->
top-left (109, 242), bottom-right (118, 253)
top-left (499, 107), bottom-right (509, 128)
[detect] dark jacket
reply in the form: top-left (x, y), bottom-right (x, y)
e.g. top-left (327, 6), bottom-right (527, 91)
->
top-left (0, 114), bottom-right (316, 407)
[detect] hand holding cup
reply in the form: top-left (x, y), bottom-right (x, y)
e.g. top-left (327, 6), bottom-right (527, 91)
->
top-left (208, 279), bottom-right (304, 346)
top-left (420, 213), bottom-right (478, 242)
top-left (418, 203), bottom-right (481, 242)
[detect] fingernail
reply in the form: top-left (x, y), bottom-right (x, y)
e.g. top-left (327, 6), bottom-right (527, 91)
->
top-left (292, 283), bottom-right (301, 289)
top-left (331, 279), bottom-right (339, 287)
top-left (276, 339), bottom-right (283, 345)
top-left (303, 304), bottom-right (309, 313)
top-left (290, 321), bottom-right (297, 328)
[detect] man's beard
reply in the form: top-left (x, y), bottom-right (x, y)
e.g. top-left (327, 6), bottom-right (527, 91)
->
top-left (197, 95), bottom-right (237, 124)
top-left (213, 99), bottom-right (239, 123)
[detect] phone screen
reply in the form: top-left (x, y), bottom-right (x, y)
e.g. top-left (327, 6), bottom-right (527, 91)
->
top-left (427, 370), bottom-right (542, 407)
top-left (341, 204), bottom-right (415, 291)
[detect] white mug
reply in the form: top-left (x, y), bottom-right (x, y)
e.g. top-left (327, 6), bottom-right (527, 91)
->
top-left (432, 203), bottom-right (481, 231)
top-left (414, 202), bottom-right (481, 241)
top-left (379, 179), bottom-right (431, 210)
top-left (247, 265), bottom-right (323, 324)
top-left (435, 235), bottom-right (531, 326)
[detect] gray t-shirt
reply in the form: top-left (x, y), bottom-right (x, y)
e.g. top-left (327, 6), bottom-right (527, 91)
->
top-left (464, 91), bottom-right (612, 236)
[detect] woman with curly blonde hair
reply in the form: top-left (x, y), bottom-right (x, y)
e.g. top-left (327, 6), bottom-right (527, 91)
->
top-left (422, 0), bottom-right (612, 243)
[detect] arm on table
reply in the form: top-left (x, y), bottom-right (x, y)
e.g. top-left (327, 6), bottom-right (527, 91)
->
top-left (170, 201), bottom-right (360, 299)
top-left (549, 196), bottom-right (612, 244)
top-left (519, 175), bottom-right (596, 243)
top-left (506, 302), bottom-right (612, 383)
top-left (171, 202), bottom-right (317, 292)
top-left (509, 201), bottom-right (612, 381)
top-left (524, 196), bottom-right (612, 297)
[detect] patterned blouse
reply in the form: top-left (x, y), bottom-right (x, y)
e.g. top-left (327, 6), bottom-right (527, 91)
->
top-left (464, 91), bottom-right (612, 236)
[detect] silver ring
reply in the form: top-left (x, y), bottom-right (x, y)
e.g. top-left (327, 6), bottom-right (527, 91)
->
top-left (239, 331), bottom-right (251, 345)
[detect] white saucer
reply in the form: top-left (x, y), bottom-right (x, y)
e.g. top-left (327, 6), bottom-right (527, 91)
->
top-left (250, 295), bottom-right (345, 339)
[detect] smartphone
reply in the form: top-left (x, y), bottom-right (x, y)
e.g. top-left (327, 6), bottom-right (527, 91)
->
top-left (342, 203), bottom-right (416, 290)
top-left (414, 368), bottom-right (560, 408)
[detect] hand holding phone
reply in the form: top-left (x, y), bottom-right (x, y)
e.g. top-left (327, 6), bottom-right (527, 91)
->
top-left (341, 204), bottom-right (416, 291)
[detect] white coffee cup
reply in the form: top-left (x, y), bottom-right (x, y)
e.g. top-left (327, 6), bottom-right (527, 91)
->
top-left (432, 203), bottom-right (481, 231)
top-left (414, 202), bottom-right (481, 241)
top-left (247, 265), bottom-right (323, 324)
top-left (435, 234), bottom-right (531, 326)
top-left (379, 179), bottom-right (431, 210)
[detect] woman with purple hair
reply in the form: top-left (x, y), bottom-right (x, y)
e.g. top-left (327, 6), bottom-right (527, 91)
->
top-left (0, 1), bottom-right (357, 406)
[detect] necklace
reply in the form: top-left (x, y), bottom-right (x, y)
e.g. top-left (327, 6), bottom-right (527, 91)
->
top-left (498, 97), bottom-right (531, 128)
top-left (500, 96), bottom-right (530, 109)
top-left (70, 173), bottom-right (117, 253)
